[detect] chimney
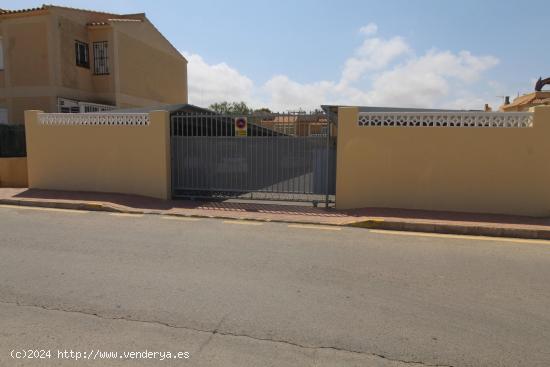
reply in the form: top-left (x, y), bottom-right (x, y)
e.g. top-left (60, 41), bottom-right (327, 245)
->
top-left (504, 96), bottom-right (510, 105)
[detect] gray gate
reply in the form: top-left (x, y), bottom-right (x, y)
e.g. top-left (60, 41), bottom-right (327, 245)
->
top-left (171, 112), bottom-right (336, 206)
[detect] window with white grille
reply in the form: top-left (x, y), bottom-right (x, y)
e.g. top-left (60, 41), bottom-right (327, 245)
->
top-left (93, 41), bottom-right (109, 75)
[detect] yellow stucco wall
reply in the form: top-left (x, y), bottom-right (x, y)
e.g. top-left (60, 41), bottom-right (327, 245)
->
top-left (0, 8), bottom-right (187, 125)
top-left (116, 29), bottom-right (187, 104)
top-left (58, 16), bottom-right (94, 92)
top-left (24, 110), bottom-right (171, 199)
top-left (3, 17), bottom-right (50, 87)
top-left (0, 13), bottom-right (53, 124)
top-left (10, 96), bottom-right (54, 125)
top-left (0, 157), bottom-right (28, 187)
top-left (336, 106), bottom-right (550, 216)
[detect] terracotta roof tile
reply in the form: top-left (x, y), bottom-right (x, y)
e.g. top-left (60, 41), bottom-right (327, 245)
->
top-left (43, 4), bottom-right (122, 17)
top-left (0, 6), bottom-right (46, 15)
top-left (500, 91), bottom-right (550, 111)
top-left (0, 4), bottom-right (142, 18)
top-left (87, 21), bottom-right (109, 27)
top-left (87, 18), bottom-right (142, 27)
top-left (108, 18), bottom-right (142, 22)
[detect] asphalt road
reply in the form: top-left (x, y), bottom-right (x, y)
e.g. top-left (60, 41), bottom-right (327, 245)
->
top-left (0, 204), bottom-right (549, 367)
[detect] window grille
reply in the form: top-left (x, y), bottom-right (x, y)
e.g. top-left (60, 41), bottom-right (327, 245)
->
top-left (93, 41), bottom-right (109, 75)
top-left (60, 106), bottom-right (80, 113)
top-left (57, 98), bottom-right (115, 113)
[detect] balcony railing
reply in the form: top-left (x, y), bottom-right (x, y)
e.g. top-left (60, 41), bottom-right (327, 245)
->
top-left (57, 98), bottom-right (116, 114)
top-left (78, 101), bottom-right (117, 113)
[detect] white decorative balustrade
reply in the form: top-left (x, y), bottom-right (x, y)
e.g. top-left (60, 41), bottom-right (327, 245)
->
top-left (38, 113), bottom-right (150, 126)
top-left (357, 112), bottom-right (534, 128)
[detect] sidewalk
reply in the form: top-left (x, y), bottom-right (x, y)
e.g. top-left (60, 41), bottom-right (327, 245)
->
top-left (2, 188), bottom-right (550, 240)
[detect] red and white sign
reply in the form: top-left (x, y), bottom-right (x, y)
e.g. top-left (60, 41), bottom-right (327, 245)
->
top-left (234, 117), bottom-right (248, 136)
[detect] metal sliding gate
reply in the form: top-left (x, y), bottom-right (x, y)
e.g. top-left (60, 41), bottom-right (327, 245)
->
top-left (171, 112), bottom-right (336, 206)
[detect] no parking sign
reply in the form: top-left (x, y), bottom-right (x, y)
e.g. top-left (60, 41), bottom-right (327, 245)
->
top-left (234, 117), bottom-right (248, 137)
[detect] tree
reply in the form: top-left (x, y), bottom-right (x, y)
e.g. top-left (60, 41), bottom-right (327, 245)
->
top-left (208, 102), bottom-right (273, 115)
top-left (209, 101), bottom-right (252, 115)
top-left (253, 107), bottom-right (272, 114)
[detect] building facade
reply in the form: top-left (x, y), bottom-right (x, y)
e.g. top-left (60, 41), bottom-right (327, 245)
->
top-left (499, 91), bottom-right (550, 112)
top-left (0, 5), bottom-right (188, 124)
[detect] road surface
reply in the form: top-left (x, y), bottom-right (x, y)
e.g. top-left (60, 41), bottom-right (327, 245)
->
top-left (0, 204), bottom-right (549, 366)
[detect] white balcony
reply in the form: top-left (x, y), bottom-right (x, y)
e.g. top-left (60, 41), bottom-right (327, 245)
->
top-left (57, 97), bottom-right (116, 114)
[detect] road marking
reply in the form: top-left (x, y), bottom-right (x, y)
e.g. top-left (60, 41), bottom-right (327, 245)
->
top-left (288, 224), bottom-right (341, 231)
top-left (0, 204), bottom-right (88, 214)
top-left (223, 220), bottom-right (263, 226)
top-left (162, 216), bottom-right (200, 221)
top-left (369, 229), bottom-right (550, 245)
top-left (109, 213), bottom-right (144, 218)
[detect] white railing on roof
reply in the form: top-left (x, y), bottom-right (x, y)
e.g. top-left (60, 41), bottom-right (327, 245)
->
top-left (357, 112), bottom-right (534, 128)
top-left (38, 113), bottom-right (150, 126)
top-left (56, 98), bottom-right (116, 113)
top-left (78, 101), bottom-right (117, 113)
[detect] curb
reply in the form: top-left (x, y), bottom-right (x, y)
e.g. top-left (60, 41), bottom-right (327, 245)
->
top-left (0, 198), bottom-right (125, 214)
top-left (0, 198), bottom-right (342, 226)
top-left (348, 219), bottom-right (550, 240)
top-left (1, 198), bottom-right (549, 241)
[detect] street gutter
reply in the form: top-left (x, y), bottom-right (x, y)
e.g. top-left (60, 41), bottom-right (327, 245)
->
top-left (2, 198), bottom-right (550, 241)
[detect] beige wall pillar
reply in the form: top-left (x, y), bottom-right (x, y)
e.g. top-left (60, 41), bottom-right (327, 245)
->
top-left (335, 107), bottom-right (359, 211)
top-left (24, 110), bottom-right (41, 186)
top-left (25, 110), bottom-right (171, 200)
top-left (150, 110), bottom-right (171, 200)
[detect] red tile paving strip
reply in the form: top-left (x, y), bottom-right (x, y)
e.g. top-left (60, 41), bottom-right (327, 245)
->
top-left (1, 188), bottom-right (550, 239)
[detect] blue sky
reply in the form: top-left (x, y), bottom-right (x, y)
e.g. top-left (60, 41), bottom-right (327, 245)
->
top-left (2, 0), bottom-right (548, 111)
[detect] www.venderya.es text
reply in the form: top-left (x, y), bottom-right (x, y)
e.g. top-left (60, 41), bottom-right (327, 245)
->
top-left (10, 349), bottom-right (191, 361)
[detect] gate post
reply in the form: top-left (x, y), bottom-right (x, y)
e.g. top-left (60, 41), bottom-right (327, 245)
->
top-left (150, 110), bottom-right (171, 200)
top-left (335, 107), bottom-right (358, 210)
top-left (325, 116), bottom-right (332, 208)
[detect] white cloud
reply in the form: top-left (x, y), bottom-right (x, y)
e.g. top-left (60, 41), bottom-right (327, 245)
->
top-left (359, 23), bottom-right (378, 36)
top-left (184, 24), bottom-right (500, 111)
top-left (362, 49), bottom-right (499, 107)
top-left (183, 53), bottom-right (255, 107)
top-left (445, 96), bottom-right (488, 110)
top-left (263, 76), bottom-right (336, 112)
top-left (340, 36), bottom-right (410, 85)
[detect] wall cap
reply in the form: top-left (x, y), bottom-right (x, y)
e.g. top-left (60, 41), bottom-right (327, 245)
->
top-left (37, 113), bottom-right (150, 126)
top-left (357, 111), bottom-right (534, 128)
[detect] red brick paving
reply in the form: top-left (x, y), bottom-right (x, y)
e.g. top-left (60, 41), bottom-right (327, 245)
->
top-left (2, 188), bottom-right (550, 239)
